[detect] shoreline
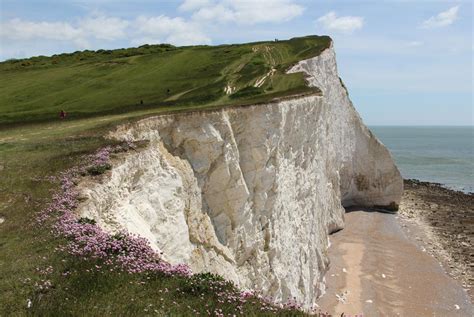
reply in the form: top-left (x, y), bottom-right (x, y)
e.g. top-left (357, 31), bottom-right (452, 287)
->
top-left (399, 178), bottom-right (473, 299)
top-left (405, 178), bottom-right (473, 195)
top-left (316, 178), bottom-right (473, 315)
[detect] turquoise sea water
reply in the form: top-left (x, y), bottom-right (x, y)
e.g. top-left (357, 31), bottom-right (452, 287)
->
top-left (370, 126), bottom-right (474, 193)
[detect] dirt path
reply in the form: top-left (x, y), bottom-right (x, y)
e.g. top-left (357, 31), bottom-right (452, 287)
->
top-left (317, 210), bottom-right (473, 316)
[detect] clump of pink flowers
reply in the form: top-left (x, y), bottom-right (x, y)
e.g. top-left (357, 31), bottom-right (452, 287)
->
top-left (39, 144), bottom-right (191, 276)
top-left (92, 147), bottom-right (111, 166)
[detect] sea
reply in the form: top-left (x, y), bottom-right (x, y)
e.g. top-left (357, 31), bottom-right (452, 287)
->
top-left (370, 126), bottom-right (474, 194)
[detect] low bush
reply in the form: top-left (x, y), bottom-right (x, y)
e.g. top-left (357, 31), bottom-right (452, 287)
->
top-left (86, 163), bottom-right (111, 176)
top-left (77, 217), bottom-right (96, 225)
top-left (230, 86), bottom-right (264, 99)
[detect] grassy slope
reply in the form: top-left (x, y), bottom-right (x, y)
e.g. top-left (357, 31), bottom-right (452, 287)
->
top-left (0, 36), bottom-right (329, 126)
top-left (0, 36), bottom-right (331, 316)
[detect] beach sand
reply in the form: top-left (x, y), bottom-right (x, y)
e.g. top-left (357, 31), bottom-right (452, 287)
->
top-left (316, 180), bottom-right (473, 316)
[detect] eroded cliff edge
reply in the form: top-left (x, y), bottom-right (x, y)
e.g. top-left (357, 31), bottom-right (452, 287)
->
top-left (78, 43), bottom-right (403, 308)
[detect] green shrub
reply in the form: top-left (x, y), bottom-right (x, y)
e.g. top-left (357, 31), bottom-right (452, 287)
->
top-left (230, 86), bottom-right (264, 99)
top-left (86, 163), bottom-right (111, 176)
top-left (178, 272), bottom-right (230, 296)
top-left (78, 217), bottom-right (96, 225)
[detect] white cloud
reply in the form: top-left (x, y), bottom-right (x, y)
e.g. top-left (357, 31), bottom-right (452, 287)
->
top-left (0, 0), bottom-right (305, 59)
top-left (229, 0), bottom-right (304, 24)
top-left (80, 15), bottom-right (129, 41)
top-left (0, 15), bottom-right (128, 48)
top-left (185, 0), bottom-right (304, 25)
top-left (0, 0), bottom-right (304, 59)
top-left (179, 0), bottom-right (211, 11)
top-left (135, 15), bottom-right (211, 45)
top-left (192, 5), bottom-right (235, 23)
top-left (0, 12), bottom-right (211, 57)
top-left (317, 11), bottom-right (364, 34)
top-left (421, 6), bottom-right (459, 29)
top-left (0, 18), bottom-right (82, 41)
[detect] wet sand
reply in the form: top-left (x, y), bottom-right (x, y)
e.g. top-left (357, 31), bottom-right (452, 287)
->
top-left (317, 209), bottom-right (473, 316)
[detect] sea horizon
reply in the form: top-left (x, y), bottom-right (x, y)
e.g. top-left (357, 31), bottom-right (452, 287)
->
top-left (369, 125), bottom-right (473, 127)
top-left (370, 125), bottom-right (474, 193)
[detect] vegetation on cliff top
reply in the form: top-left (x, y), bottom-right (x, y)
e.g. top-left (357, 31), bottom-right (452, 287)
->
top-left (0, 35), bottom-right (330, 127)
top-left (0, 35), bottom-right (332, 315)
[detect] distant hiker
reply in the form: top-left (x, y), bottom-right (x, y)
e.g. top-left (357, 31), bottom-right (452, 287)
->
top-left (167, 89), bottom-right (171, 95)
top-left (140, 100), bottom-right (144, 105)
top-left (59, 110), bottom-right (67, 119)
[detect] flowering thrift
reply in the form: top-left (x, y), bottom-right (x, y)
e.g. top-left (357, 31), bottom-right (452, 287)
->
top-left (40, 145), bottom-right (191, 277)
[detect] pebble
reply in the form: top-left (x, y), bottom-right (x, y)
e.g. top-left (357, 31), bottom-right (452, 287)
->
top-left (0, 217), bottom-right (4, 224)
top-left (335, 290), bottom-right (350, 304)
top-left (381, 273), bottom-right (386, 279)
top-left (342, 268), bottom-right (347, 273)
top-left (454, 304), bottom-right (460, 310)
top-left (335, 293), bottom-right (346, 303)
top-left (365, 299), bottom-right (373, 303)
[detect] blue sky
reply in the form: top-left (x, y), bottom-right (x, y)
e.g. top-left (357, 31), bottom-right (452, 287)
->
top-left (0, 0), bottom-right (472, 125)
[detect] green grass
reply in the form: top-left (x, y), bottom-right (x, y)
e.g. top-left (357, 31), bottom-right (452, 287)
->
top-left (0, 35), bottom-right (329, 127)
top-left (0, 35), bottom-right (332, 316)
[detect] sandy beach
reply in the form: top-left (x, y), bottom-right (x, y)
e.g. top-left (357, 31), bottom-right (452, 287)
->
top-left (317, 180), bottom-right (474, 316)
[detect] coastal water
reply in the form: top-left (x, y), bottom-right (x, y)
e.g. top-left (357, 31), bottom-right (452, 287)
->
top-left (370, 126), bottom-right (474, 193)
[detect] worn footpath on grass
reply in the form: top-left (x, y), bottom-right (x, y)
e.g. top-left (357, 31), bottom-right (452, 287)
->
top-left (317, 183), bottom-right (474, 316)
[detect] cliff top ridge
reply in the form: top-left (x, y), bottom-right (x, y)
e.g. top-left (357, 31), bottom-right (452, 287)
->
top-left (0, 35), bottom-right (331, 127)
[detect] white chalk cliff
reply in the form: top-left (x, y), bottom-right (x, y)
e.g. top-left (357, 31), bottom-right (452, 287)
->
top-left (78, 42), bottom-right (403, 308)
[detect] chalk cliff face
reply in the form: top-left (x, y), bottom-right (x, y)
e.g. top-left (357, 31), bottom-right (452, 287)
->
top-left (78, 43), bottom-right (402, 308)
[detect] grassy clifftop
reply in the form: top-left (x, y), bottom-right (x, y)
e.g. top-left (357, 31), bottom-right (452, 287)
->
top-left (0, 35), bottom-right (330, 126)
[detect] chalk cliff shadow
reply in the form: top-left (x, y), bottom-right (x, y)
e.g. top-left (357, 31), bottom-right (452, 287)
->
top-left (344, 206), bottom-right (398, 215)
top-left (328, 206), bottom-right (398, 235)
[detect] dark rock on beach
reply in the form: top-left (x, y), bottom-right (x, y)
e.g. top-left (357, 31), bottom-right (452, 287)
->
top-left (400, 179), bottom-right (474, 299)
